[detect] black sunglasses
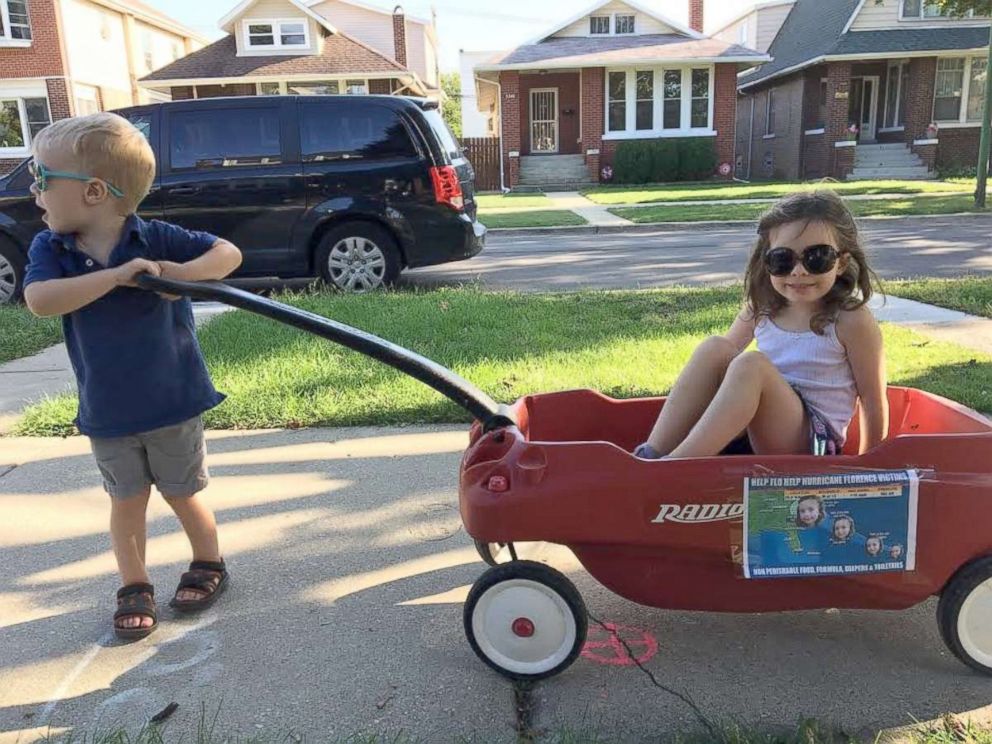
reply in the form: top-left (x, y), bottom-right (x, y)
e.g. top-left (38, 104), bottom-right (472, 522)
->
top-left (765, 244), bottom-right (840, 276)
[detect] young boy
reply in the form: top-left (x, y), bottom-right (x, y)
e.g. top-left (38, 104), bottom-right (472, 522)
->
top-left (23, 112), bottom-right (242, 640)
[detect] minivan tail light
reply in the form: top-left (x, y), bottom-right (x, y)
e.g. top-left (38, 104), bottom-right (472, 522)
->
top-left (429, 165), bottom-right (464, 212)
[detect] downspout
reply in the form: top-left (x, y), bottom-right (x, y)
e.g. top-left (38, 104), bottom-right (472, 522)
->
top-left (746, 94), bottom-right (755, 180)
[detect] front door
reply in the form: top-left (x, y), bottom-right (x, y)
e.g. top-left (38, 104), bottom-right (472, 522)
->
top-left (850, 76), bottom-right (880, 142)
top-left (530, 88), bottom-right (558, 153)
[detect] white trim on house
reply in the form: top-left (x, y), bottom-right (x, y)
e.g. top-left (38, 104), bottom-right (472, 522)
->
top-left (220, 0), bottom-right (336, 34)
top-left (914, 138), bottom-right (939, 144)
top-left (256, 78), bottom-right (374, 95)
top-left (841, 0), bottom-right (866, 35)
top-left (834, 140), bottom-right (857, 147)
top-left (140, 72), bottom-right (423, 94)
top-left (477, 55), bottom-right (769, 73)
top-left (603, 64), bottom-right (716, 139)
top-left (0, 80), bottom-right (51, 158)
top-left (709, 0), bottom-right (794, 37)
top-left (242, 17), bottom-right (312, 51)
top-left (90, 0), bottom-right (210, 44)
top-left (524, 0), bottom-right (704, 46)
top-left (804, 127), bottom-right (825, 135)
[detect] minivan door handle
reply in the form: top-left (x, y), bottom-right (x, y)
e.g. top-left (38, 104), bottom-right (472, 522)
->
top-left (169, 186), bottom-right (200, 195)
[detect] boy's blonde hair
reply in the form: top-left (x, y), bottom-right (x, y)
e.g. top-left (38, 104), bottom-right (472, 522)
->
top-left (32, 112), bottom-right (155, 215)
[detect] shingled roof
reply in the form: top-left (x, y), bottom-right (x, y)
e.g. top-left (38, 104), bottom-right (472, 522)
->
top-left (141, 32), bottom-right (406, 82)
top-left (476, 34), bottom-right (768, 71)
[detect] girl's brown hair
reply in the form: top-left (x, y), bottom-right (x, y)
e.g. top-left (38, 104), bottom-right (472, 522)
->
top-left (744, 189), bottom-right (882, 333)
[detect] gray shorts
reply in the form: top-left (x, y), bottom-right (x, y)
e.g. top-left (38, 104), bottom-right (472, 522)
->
top-left (89, 416), bottom-right (208, 499)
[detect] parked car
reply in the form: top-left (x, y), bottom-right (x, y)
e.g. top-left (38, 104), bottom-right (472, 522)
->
top-left (0, 95), bottom-right (485, 303)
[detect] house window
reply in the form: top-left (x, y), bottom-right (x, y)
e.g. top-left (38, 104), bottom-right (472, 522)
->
top-left (142, 30), bottom-right (154, 71)
top-left (170, 107), bottom-right (282, 170)
top-left (967, 57), bottom-right (987, 121)
top-left (901, 0), bottom-right (983, 18)
top-left (815, 78), bottom-right (828, 129)
top-left (663, 70), bottom-right (681, 129)
top-left (288, 80), bottom-right (341, 95)
top-left (605, 66), bottom-right (714, 136)
top-left (0, 0), bottom-right (31, 40)
top-left (608, 71), bottom-right (626, 131)
top-left (935, 57), bottom-right (965, 120)
top-left (172, 41), bottom-right (181, 61)
top-left (883, 62), bottom-right (908, 130)
top-left (346, 80), bottom-right (368, 95)
top-left (615, 14), bottom-right (635, 34)
top-left (0, 97), bottom-right (50, 151)
top-left (74, 84), bottom-right (100, 115)
top-left (635, 70), bottom-right (653, 130)
top-left (765, 88), bottom-right (777, 135)
top-left (245, 19), bottom-right (309, 49)
top-left (258, 82), bottom-right (282, 95)
top-left (739, 19), bottom-right (748, 45)
top-left (691, 69), bottom-right (709, 128)
top-left (590, 16), bottom-right (610, 34)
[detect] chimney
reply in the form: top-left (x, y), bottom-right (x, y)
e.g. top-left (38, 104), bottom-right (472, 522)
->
top-left (393, 5), bottom-right (407, 68)
top-left (689, 0), bottom-right (703, 33)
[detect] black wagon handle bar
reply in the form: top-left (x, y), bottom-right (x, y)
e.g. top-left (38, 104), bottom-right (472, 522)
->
top-left (136, 274), bottom-right (516, 431)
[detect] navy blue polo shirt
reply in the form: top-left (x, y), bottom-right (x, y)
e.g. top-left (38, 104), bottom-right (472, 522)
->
top-left (23, 215), bottom-right (226, 438)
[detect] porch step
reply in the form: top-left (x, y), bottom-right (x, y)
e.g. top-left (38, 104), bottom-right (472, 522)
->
top-left (519, 154), bottom-right (590, 187)
top-left (848, 166), bottom-right (934, 180)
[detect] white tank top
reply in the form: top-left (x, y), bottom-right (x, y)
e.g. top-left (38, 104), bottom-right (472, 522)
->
top-left (754, 317), bottom-right (858, 443)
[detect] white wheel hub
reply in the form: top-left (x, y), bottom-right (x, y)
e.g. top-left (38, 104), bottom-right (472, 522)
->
top-left (958, 577), bottom-right (992, 668)
top-left (471, 578), bottom-right (577, 675)
top-left (0, 252), bottom-right (16, 304)
top-left (327, 237), bottom-right (386, 292)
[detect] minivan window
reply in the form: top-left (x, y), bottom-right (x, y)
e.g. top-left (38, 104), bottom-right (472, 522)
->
top-left (422, 108), bottom-right (461, 161)
top-left (126, 113), bottom-right (152, 141)
top-left (170, 108), bottom-right (281, 170)
top-left (299, 103), bottom-right (417, 162)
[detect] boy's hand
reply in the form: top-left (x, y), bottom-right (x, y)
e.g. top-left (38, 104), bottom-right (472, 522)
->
top-left (155, 261), bottom-right (188, 301)
top-left (115, 258), bottom-right (161, 288)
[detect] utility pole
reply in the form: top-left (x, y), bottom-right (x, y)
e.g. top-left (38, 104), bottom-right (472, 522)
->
top-left (976, 20), bottom-right (992, 207)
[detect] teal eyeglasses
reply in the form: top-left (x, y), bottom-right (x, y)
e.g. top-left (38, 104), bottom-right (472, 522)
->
top-left (29, 161), bottom-right (124, 198)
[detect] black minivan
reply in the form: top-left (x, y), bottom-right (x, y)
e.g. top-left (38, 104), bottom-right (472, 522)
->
top-left (0, 95), bottom-right (485, 301)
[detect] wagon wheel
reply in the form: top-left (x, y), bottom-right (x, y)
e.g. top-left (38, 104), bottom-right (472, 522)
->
top-left (938, 556), bottom-right (992, 675)
top-left (474, 539), bottom-right (515, 566)
top-left (464, 560), bottom-right (587, 681)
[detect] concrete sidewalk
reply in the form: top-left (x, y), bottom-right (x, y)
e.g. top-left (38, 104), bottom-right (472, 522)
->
top-left (3, 426), bottom-right (992, 743)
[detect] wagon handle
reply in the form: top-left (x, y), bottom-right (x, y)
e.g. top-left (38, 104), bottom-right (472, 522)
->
top-left (136, 274), bottom-right (517, 431)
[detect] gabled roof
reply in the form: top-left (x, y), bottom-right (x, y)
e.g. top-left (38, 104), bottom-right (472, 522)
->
top-left (525, 0), bottom-right (704, 45)
top-left (304, 0), bottom-right (432, 27)
top-left (140, 32), bottom-right (407, 82)
top-left (739, 0), bottom-right (991, 90)
top-left (707, 0), bottom-right (794, 37)
top-left (219, 0), bottom-right (337, 34)
top-left (476, 35), bottom-right (768, 71)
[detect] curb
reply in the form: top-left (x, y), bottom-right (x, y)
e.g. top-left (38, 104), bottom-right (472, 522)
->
top-left (486, 211), bottom-right (992, 237)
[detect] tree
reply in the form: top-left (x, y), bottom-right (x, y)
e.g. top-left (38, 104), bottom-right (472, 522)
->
top-left (441, 72), bottom-right (463, 140)
top-left (934, 0), bottom-right (992, 207)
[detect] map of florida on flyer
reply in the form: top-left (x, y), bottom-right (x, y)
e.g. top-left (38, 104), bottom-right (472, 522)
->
top-left (743, 470), bottom-right (919, 579)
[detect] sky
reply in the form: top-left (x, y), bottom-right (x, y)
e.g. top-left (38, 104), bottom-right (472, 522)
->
top-left (142, 0), bottom-right (760, 73)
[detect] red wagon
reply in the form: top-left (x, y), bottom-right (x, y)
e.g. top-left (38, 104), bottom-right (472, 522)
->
top-left (139, 276), bottom-right (992, 683)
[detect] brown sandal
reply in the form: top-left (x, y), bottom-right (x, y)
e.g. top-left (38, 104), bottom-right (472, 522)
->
top-left (114, 583), bottom-right (157, 640)
top-left (169, 559), bottom-right (229, 612)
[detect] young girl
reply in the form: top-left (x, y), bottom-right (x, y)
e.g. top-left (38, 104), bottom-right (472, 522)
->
top-left (635, 189), bottom-right (888, 459)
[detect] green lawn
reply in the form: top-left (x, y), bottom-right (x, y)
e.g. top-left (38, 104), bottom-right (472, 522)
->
top-left (0, 303), bottom-right (62, 364)
top-left (480, 209), bottom-right (588, 229)
top-left (15, 286), bottom-right (992, 436)
top-left (610, 194), bottom-right (989, 223)
top-left (582, 178), bottom-right (976, 205)
top-left (475, 192), bottom-right (553, 210)
top-left (889, 277), bottom-right (992, 319)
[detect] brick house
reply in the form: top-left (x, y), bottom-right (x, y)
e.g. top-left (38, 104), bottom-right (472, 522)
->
top-left (731, 0), bottom-right (991, 181)
top-left (466, 0), bottom-right (768, 189)
top-left (0, 0), bottom-right (205, 174)
top-left (139, 0), bottom-right (439, 103)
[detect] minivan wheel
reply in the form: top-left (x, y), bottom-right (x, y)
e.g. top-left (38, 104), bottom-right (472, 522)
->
top-left (0, 239), bottom-right (25, 305)
top-left (316, 222), bottom-right (401, 293)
